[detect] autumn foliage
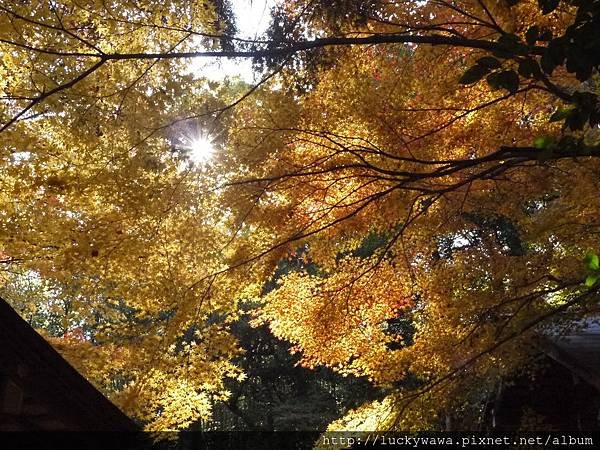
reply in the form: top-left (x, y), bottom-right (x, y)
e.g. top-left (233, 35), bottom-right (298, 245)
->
top-left (1, 0), bottom-right (600, 431)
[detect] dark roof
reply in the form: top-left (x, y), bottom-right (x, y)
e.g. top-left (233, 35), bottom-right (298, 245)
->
top-left (541, 320), bottom-right (600, 391)
top-left (0, 297), bottom-right (138, 431)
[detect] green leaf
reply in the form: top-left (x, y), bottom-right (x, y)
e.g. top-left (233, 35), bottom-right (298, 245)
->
top-left (459, 64), bottom-right (489, 85)
top-left (585, 274), bottom-right (599, 287)
top-left (533, 136), bottom-right (555, 149)
top-left (549, 108), bottom-right (574, 122)
top-left (534, 137), bottom-right (556, 161)
top-left (585, 252), bottom-right (600, 270)
top-left (486, 70), bottom-right (520, 93)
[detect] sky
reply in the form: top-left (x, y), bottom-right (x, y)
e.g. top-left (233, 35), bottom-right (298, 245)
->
top-left (190, 0), bottom-right (277, 82)
top-left (184, 1), bottom-right (278, 162)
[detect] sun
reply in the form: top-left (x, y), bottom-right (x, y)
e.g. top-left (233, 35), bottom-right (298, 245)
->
top-left (186, 136), bottom-right (215, 163)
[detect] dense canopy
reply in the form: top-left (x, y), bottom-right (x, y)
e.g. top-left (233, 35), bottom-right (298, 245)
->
top-left (1, 0), bottom-right (600, 431)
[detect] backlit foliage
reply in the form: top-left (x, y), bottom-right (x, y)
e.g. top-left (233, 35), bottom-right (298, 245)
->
top-left (223, 0), bottom-right (600, 430)
top-left (1, 0), bottom-right (600, 431)
top-left (0, 0), bottom-right (250, 430)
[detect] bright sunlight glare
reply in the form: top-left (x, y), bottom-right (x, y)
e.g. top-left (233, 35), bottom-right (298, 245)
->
top-left (186, 136), bottom-right (215, 163)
